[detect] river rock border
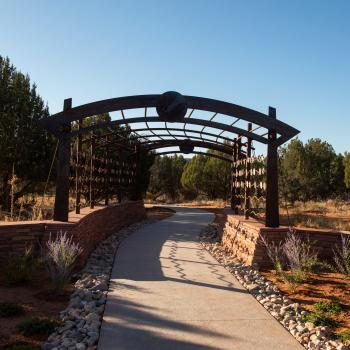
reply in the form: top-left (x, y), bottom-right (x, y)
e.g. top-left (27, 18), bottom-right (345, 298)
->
top-left (199, 223), bottom-right (348, 350)
top-left (43, 220), bottom-right (152, 350)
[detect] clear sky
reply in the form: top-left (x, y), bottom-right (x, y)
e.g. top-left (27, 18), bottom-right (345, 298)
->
top-left (1, 0), bottom-right (349, 153)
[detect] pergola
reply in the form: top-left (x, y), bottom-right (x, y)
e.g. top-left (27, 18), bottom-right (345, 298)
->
top-left (39, 91), bottom-right (299, 226)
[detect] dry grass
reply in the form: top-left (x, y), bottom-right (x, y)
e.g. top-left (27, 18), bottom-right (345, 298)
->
top-left (280, 200), bottom-right (350, 232)
top-left (0, 194), bottom-right (77, 222)
top-left (144, 199), bottom-right (227, 208)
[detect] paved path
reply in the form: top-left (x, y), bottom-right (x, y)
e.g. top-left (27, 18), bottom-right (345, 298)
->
top-left (98, 207), bottom-right (303, 350)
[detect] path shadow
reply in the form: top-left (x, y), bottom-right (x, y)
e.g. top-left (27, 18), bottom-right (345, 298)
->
top-left (99, 297), bottom-right (238, 350)
top-left (99, 207), bottom-right (242, 349)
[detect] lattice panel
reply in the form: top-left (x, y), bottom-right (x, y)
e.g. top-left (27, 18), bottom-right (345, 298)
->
top-left (70, 151), bottom-right (137, 206)
top-left (232, 155), bottom-right (266, 217)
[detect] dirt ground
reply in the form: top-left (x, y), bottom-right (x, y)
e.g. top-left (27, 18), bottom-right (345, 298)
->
top-left (261, 270), bottom-right (350, 335)
top-left (0, 273), bottom-right (72, 349)
top-left (200, 207), bottom-right (350, 336)
top-left (0, 206), bottom-right (175, 349)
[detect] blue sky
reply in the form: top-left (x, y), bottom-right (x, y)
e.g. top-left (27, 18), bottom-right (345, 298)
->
top-left (1, 0), bottom-right (349, 154)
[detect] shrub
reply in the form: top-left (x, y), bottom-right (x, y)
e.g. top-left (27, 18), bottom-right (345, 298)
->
top-left (283, 229), bottom-right (318, 274)
top-left (18, 318), bottom-right (60, 336)
top-left (280, 269), bottom-right (308, 293)
top-left (333, 234), bottom-right (350, 276)
top-left (314, 300), bottom-right (342, 315)
top-left (338, 329), bottom-right (350, 343)
top-left (0, 302), bottom-right (25, 317)
top-left (261, 228), bottom-right (318, 292)
top-left (259, 235), bottom-right (284, 273)
top-left (302, 312), bottom-right (339, 328)
top-left (44, 231), bottom-right (83, 293)
top-left (2, 247), bottom-right (39, 285)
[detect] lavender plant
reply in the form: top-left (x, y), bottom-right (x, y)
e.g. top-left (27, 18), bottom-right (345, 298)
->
top-left (283, 228), bottom-right (318, 274)
top-left (281, 228), bottom-right (318, 291)
top-left (333, 234), bottom-right (350, 277)
top-left (260, 228), bottom-right (318, 292)
top-left (259, 234), bottom-right (284, 273)
top-left (45, 231), bottom-right (83, 293)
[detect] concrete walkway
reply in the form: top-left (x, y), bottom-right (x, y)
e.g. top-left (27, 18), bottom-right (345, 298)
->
top-left (98, 207), bottom-right (303, 350)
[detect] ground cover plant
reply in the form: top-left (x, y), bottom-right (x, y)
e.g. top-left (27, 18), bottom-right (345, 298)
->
top-left (0, 302), bottom-right (25, 318)
top-left (18, 318), bottom-right (61, 337)
top-left (1, 247), bottom-right (40, 286)
top-left (260, 228), bottom-right (350, 342)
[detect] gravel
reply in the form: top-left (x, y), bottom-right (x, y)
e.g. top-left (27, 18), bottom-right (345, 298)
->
top-left (43, 220), bottom-right (152, 350)
top-left (198, 223), bottom-right (349, 350)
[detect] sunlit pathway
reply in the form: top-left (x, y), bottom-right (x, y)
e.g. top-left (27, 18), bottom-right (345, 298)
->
top-left (98, 207), bottom-right (303, 350)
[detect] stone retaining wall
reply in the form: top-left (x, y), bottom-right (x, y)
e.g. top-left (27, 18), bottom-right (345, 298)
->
top-left (222, 215), bottom-right (349, 268)
top-left (0, 201), bottom-right (146, 266)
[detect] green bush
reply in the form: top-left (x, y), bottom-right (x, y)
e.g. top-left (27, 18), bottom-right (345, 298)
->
top-left (0, 302), bottom-right (25, 317)
top-left (338, 329), bottom-right (350, 343)
top-left (314, 300), bottom-right (342, 315)
top-left (2, 247), bottom-right (39, 285)
top-left (18, 318), bottom-right (60, 336)
top-left (302, 312), bottom-right (339, 328)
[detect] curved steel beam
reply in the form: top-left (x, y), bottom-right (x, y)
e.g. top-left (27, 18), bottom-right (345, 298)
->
top-left (142, 139), bottom-right (232, 155)
top-left (153, 150), bottom-right (232, 163)
top-left (69, 117), bottom-right (268, 144)
top-left (96, 134), bottom-right (232, 151)
top-left (39, 94), bottom-right (299, 145)
top-left (84, 127), bottom-right (236, 147)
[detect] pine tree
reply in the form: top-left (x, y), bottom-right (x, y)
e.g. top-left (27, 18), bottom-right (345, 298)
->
top-left (0, 56), bottom-right (55, 211)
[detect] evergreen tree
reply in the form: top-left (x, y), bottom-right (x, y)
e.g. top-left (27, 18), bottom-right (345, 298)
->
top-left (0, 56), bottom-right (55, 211)
top-left (343, 152), bottom-right (350, 189)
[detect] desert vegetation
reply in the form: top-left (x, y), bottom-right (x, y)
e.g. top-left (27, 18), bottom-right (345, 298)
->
top-left (260, 229), bottom-right (350, 341)
top-left (0, 231), bottom-right (83, 349)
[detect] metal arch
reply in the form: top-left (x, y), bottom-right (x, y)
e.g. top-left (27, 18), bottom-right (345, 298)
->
top-left (94, 133), bottom-right (234, 151)
top-left (97, 135), bottom-right (231, 152)
top-left (142, 139), bottom-right (233, 155)
top-left (39, 93), bottom-right (299, 146)
top-left (83, 127), bottom-right (239, 148)
top-left (153, 150), bottom-right (232, 163)
top-left (136, 135), bottom-right (231, 149)
top-left (69, 116), bottom-right (268, 144)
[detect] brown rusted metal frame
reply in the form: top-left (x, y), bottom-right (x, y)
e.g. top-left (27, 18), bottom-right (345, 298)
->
top-left (85, 127), bottom-right (244, 151)
top-left (69, 117), bottom-right (269, 144)
top-left (39, 94), bottom-right (299, 145)
top-left (142, 139), bottom-right (233, 156)
top-left (41, 94), bottom-right (299, 226)
top-left (153, 150), bottom-right (232, 163)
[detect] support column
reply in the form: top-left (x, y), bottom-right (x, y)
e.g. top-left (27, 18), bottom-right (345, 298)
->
top-left (235, 135), bottom-right (242, 214)
top-left (75, 119), bottom-right (82, 214)
top-left (265, 107), bottom-right (280, 227)
top-left (104, 135), bottom-right (110, 206)
top-left (230, 138), bottom-right (237, 210)
top-left (89, 133), bottom-right (95, 209)
top-left (53, 98), bottom-right (72, 222)
top-left (244, 123), bottom-right (252, 219)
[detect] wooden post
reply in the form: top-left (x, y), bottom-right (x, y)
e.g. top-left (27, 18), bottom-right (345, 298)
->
top-left (244, 123), bottom-right (252, 219)
top-left (230, 138), bottom-right (237, 210)
top-left (89, 132), bottom-right (95, 209)
top-left (104, 135), bottom-right (110, 206)
top-left (265, 107), bottom-right (280, 227)
top-left (75, 119), bottom-right (82, 214)
top-left (235, 135), bottom-right (242, 214)
top-left (117, 148), bottom-right (122, 203)
top-left (53, 98), bottom-right (72, 222)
